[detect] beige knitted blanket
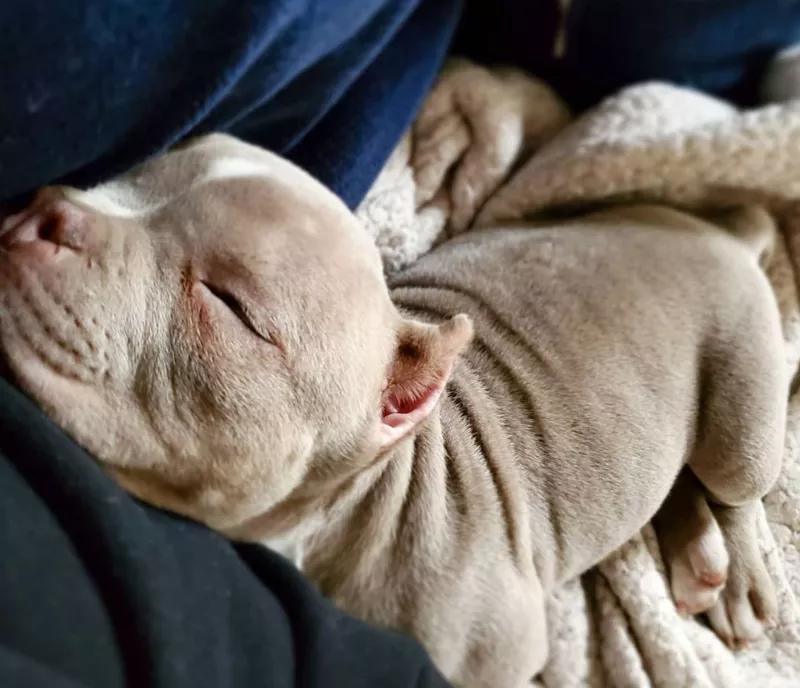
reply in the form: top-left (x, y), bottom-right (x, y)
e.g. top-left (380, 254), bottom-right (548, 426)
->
top-left (357, 60), bottom-right (800, 687)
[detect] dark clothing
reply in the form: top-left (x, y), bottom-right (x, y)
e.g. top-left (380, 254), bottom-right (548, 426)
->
top-left (5, 1), bottom-right (800, 212)
top-left (0, 380), bottom-right (450, 688)
top-left (0, 0), bottom-right (462, 210)
top-left (457, 0), bottom-right (800, 110)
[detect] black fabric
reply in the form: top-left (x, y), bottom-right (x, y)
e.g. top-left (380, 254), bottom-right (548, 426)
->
top-left (0, 379), bottom-right (450, 688)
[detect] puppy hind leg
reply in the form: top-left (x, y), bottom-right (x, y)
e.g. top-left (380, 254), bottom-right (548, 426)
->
top-left (655, 470), bottom-right (778, 646)
top-left (688, 316), bottom-right (785, 646)
top-left (689, 312), bottom-right (786, 508)
top-left (702, 205), bottom-right (777, 268)
top-left (653, 468), bottom-right (728, 617)
top-left (706, 500), bottom-right (778, 648)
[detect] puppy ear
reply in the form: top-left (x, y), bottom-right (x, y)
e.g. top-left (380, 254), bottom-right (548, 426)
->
top-left (375, 314), bottom-right (473, 451)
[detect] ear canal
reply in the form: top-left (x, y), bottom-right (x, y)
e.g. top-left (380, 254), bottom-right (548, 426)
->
top-left (386, 314), bottom-right (473, 413)
top-left (375, 314), bottom-right (473, 451)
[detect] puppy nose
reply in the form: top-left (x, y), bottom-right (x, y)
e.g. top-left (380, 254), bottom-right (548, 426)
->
top-left (0, 197), bottom-right (87, 251)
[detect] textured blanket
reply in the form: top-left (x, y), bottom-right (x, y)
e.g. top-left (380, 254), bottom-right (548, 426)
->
top-left (356, 59), bottom-right (800, 687)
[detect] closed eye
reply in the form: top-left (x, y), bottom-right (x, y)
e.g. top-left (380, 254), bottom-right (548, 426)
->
top-left (201, 282), bottom-right (269, 342)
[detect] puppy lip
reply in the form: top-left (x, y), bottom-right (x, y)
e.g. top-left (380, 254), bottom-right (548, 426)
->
top-left (0, 263), bottom-right (106, 385)
top-left (0, 236), bottom-right (76, 269)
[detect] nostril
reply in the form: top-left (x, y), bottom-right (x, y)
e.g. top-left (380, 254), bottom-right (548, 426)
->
top-left (38, 212), bottom-right (67, 244)
top-left (0, 200), bottom-right (86, 251)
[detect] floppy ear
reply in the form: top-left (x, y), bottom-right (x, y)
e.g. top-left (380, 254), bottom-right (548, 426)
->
top-left (375, 314), bottom-right (473, 451)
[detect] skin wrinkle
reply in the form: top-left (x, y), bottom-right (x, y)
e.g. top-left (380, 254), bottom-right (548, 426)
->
top-left (0, 134), bottom-right (789, 687)
top-left (392, 280), bottom-right (559, 381)
top-left (393, 295), bottom-right (554, 452)
top-left (446, 377), bottom-right (518, 561)
top-left (395, 432), bottom-right (423, 549)
top-left (131, 364), bottom-right (171, 459)
top-left (442, 430), bottom-right (469, 523)
top-left (390, 295), bottom-right (560, 559)
top-left (395, 292), bottom-right (564, 584)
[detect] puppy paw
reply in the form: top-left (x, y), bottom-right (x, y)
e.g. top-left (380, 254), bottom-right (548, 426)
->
top-left (669, 518), bottom-right (729, 618)
top-left (706, 575), bottom-right (777, 649)
top-left (706, 505), bottom-right (778, 649)
top-left (653, 469), bottom-right (729, 617)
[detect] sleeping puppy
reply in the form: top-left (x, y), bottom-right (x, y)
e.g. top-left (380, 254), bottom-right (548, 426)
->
top-left (0, 134), bottom-right (787, 687)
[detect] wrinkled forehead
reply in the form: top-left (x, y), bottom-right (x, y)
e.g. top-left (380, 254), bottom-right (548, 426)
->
top-left (62, 134), bottom-right (332, 221)
top-left (62, 133), bottom-right (383, 273)
top-left (59, 133), bottom-right (387, 313)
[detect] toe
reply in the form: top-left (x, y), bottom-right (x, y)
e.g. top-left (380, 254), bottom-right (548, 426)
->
top-left (728, 589), bottom-right (766, 644)
top-left (708, 600), bottom-right (735, 648)
top-left (670, 547), bottom-right (726, 616)
top-left (687, 518), bottom-right (729, 586)
top-left (748, 571), bottom-right (779, 625)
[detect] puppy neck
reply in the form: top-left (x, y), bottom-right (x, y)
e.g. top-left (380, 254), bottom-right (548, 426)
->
top-left (237, 406), bottom-right (445, 575)
top-left (288, 419), bottom-right (441, 590)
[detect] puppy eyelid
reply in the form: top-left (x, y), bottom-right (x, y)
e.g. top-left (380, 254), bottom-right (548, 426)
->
top-left (200, 281), bottom-right (271, 344)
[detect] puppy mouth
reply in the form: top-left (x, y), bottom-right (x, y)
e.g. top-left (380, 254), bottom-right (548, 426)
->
top-left (0, 263), bottom-right (109, 385)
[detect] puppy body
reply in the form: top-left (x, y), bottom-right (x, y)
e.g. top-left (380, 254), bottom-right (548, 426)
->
top-left (387, 204), bottom-right (784, 589)
top-left (227, 204), bottom-right (786, 686)
top-left (0, 136), bottom-right (786, 687)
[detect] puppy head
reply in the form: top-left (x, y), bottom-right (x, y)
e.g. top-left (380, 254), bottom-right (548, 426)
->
top-left (0, 134), bottom-right (471, 534)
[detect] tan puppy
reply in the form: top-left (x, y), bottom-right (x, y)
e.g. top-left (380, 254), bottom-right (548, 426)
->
top-left (0, 134), bottom-right (787, 687)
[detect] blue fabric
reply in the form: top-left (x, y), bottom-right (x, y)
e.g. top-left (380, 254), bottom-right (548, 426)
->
top-left (0, 0), bottom-right (461, 209)
top-left (3, 0), bottom-right (800, 212)
top-left (560, 0), bottom-right (800, 109)
top-left (456, 0), bottom-right (800, 111)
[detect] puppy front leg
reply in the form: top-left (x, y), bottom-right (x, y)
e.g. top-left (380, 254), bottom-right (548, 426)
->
top-left (411, 58), bottom-right (569, 233)
top-left (458, 578), bottom-right (549, 688)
